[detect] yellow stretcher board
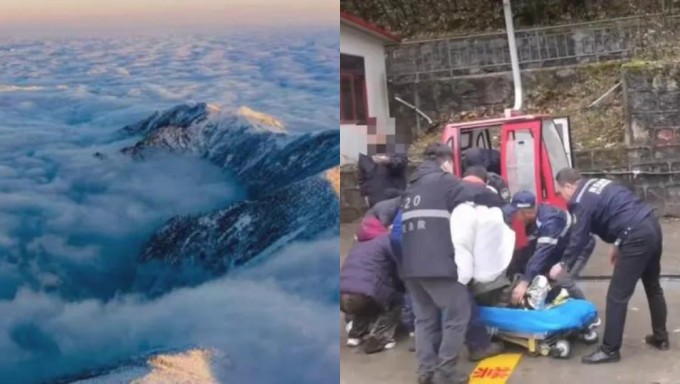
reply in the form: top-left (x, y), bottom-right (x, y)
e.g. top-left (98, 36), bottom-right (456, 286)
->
top-left (468, 353), bottom-right (522, 384)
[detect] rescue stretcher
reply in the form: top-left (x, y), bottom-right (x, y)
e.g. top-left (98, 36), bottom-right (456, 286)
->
top-left (479, 299), bottom-right (600, 358)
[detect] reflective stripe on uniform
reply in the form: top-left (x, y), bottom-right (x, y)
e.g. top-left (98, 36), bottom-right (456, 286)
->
top-left (537, 236), bottom-right (558, 245)
top-left (401, 209), bottom-right (450, 221)
top-left (559, 210), bottom-right (572, 237)
top-left (575, 179), bottom-right (597, 203)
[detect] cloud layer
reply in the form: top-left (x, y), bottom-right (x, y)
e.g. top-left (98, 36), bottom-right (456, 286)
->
top-left (0, 31), bottom-right (339, 383)
top-left (0, 31), bottom-right (338, 131)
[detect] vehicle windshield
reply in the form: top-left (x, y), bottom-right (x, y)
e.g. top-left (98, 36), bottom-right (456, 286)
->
top-left (505, 129), bottom-right (537, 195)
top-left (445, 136), bottom-right (458, 175)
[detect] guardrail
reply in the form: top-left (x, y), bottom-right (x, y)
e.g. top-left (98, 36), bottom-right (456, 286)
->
top-left (386, 14), bottom-right (680, 82)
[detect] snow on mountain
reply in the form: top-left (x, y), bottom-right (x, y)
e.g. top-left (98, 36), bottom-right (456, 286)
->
top-left (119, 102), bottom-right (340, 197)
top-left (117, 103), bottom-right (220, 138)
top-left (325, 167), bottom-right (340, 196)
top-left (134, 174), bottom-right (338, 295)
top-left (70, 349), bottom-right (227, 384)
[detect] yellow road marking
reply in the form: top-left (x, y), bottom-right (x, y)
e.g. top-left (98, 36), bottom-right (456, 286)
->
top-left (469, 353), bottom-right (522, 384)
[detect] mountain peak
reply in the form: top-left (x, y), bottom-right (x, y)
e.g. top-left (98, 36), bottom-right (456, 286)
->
top-left (325, 167), bottom-right (339, 196)
top-left (119, 103), bottom-right (339, 198)
top-left (139, 348), bottom-right (225, 384)
top-left (118, 102), bottom-right (219, 137)
top-left (236, 106), bottom-right (286, 133)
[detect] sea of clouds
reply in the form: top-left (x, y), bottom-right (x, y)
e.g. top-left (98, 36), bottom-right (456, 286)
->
top-left (0, 29), bottom-right (339, 383)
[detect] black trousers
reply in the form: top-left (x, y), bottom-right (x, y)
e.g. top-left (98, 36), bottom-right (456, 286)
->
top-left (603, 216), bottom-right (668, 352)
top-left (341, 293), bottom-right (401, 346)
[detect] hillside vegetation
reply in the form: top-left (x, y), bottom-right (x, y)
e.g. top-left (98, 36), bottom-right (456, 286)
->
top-left (341, 0), bottom-right (665, 38)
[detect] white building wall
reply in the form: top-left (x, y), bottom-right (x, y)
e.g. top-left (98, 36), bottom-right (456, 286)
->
top-left (340, 24), bottom-right (395, 164)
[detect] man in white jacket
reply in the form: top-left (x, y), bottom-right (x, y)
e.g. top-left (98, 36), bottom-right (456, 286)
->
top-left (449, 174), bottom-right (514, 361)
top-left (451, 202), bottom-right (515, 287)
top-left (453, 167), bottom-right (516, 289)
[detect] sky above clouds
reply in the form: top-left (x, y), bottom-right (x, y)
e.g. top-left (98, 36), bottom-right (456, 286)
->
top-left (0, 0), bottom-right (339, 37)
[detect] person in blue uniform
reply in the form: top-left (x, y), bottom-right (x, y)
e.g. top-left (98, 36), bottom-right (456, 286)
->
top-left (503, 191), bottom-right (594, 304)
top-left (550, 168), bottom-right (669, 364)
top-left (399, 144), bottom-right (471, 384)
top-left (400, 144), bottom-right (510, 384)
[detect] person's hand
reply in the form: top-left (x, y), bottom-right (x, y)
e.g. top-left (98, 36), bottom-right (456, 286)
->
top-left (549, 263), bottom-right (564, 280)
top-left (609, 246), bottom-right (618, 266)
top-left (511, 280), bottom-right (529, 305)
top-left (372, 154), bottom-right (390, 164)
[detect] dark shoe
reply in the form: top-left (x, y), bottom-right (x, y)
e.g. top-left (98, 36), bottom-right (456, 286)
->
top-left (417, 374), bottom-right (433, 384)
top-left (433, 371), bottom-right (469, 384)
top-left (468, 342), bottom-right (505, 362)
top-left (645, 335), bottom-right (669, 351)
top-left (363, 336), bottom-right (390, 354)
top-left (581, 347), bottom-right (621, 364)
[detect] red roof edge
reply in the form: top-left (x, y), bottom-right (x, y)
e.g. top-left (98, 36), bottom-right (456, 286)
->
top-left (340, 11), bottom-right (401, 43)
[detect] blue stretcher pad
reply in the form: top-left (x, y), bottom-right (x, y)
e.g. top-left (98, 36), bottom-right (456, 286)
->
top-left (478, 299), bottom-right (598, 335)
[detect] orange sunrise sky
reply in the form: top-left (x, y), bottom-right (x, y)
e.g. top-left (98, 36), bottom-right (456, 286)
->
top-left (0, 0), bottom-right (339, 36)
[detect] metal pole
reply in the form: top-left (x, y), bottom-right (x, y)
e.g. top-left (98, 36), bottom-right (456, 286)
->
top-left (394, 96), bottom-right (433, 125)
top-left (588, 82), bottom-right (622, 109)
top-left (503, 0), bottom-right (523, 114)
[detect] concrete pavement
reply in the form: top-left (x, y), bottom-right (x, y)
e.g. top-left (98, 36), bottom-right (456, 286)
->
top-left (340, 220), bottom-right (680, 384)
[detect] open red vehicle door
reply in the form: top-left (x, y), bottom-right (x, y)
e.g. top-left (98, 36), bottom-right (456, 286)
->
top-left (442, 115), bottom-right (573, 249)
top-left (439, 0), bottom-right (574, 250)
top-left (500, 117), bottom-right (571, 248)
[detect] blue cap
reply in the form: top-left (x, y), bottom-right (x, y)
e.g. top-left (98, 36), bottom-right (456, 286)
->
top-left (510, 191), bottom-right (537, 209)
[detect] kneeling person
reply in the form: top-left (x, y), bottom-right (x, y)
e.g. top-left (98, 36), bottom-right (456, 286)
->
top-left (355, 195), bottom-right (401, 242)
top-left (340, 234), bottom-right (404, 354)
top-left (504, 191), bottom-right (593, 305)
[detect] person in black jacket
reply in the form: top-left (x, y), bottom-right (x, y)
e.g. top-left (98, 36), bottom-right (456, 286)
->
top-left (463, 147), bottom-right (501, 176)
top-left (400, 144), bottom-right (475, 384)
top-left (358, 153), bottom-right (408, 207)
top-left (462, 165), bottom-right (505, 207)
top-left (463, 148), bottom-right (509, 202)
top-left (550, 168), bottom-right (669, 364)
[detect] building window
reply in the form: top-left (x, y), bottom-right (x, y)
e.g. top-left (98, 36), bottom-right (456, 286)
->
top-left (340, 54), bottom-right (368, 124)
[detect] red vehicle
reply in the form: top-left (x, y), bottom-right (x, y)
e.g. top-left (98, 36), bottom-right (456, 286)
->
top-left (430, 0), bottom-right (575, 248)
top-left (441, 114), bottom-right (574, 248)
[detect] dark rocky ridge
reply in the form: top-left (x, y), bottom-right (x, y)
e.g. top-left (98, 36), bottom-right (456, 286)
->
top-left (120, 103), bottom-right (340, 294)
top-left (134, 176), bottom-right (338, 294)
top-left (119, 102), bottom-right (340, 198)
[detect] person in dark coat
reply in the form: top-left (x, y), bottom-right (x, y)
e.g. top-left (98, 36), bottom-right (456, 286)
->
top-left (358, 153), bottom-right (408, 207)
top-left (462, 165), bottom-right (505, 207)
top-left (551, 168), bottom-right (669, 364)
top-left (400, 143), bottom-right (484, 384)
top-left (463, 147), bottom-right (501, 175)
top-left (356, 195), bottom-right (402, 242)
top-left (463, 148), bottom-right (509, 202)
top-left (340, 234), bottom-right (404, 354)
